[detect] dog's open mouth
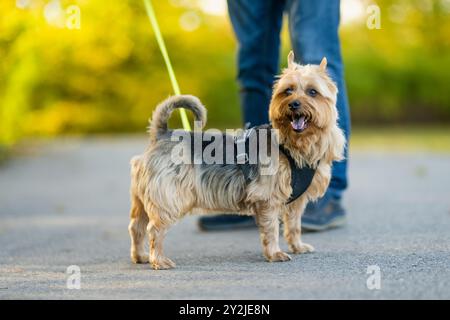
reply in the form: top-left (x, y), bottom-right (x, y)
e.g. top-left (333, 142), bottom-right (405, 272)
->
top-left (290, 114), bottom-right (309, 133)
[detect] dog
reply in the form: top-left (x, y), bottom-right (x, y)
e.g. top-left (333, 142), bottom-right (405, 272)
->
top-left (128, 51), bottom-right (345, 269)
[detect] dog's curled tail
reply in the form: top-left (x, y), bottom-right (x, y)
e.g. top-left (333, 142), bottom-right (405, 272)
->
top-left (148, 95), bottom-right (207, 143)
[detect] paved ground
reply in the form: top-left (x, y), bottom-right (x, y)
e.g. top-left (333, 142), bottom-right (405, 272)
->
top-left (0, 136), bottom-right (449, 299)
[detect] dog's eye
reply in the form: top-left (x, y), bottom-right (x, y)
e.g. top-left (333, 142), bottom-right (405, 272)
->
top-left (284, 87), bottom-right (294, 96)
top-left (307, 88), bottom-right (318, 97)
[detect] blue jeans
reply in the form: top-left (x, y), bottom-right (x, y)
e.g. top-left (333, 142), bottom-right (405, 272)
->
top-left (227, 0), bottom-right (351, 199)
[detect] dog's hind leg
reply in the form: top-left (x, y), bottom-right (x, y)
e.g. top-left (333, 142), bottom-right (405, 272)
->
top-left (128, 194), bottom-right (149, 264)
top-left (147, 212), bottom-right (176, 270)
top-left (255, 203), bottom-right (291, 262)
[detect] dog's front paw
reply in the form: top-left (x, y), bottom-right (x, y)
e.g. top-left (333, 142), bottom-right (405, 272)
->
top-left (150, 257), bottom-right (176, 270)
top-left (289, 242), bottom-right (314, 254)
top-left (268, 251), bottom-right (292, 262)
top-left (131, 253), bottom-right (149, 264)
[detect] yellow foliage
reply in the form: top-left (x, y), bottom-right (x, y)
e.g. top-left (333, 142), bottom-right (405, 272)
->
top-left (1, 0), bottom-right (450, 146)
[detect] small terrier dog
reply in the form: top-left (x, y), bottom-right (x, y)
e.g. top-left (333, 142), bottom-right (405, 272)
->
top-left (129, 52), bottom-right (345, 269)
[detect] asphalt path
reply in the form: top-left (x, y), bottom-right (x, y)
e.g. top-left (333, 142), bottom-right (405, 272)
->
top-left (0, 136), bottom-right (449, 299)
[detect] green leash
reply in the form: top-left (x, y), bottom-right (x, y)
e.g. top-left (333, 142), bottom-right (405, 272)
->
top-left (143, 0), bottom-right (191, 131)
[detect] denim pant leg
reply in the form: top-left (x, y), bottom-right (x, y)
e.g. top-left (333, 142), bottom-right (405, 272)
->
top-left (227, 0), bottom-right (286, 127)
top-left (286, 0), bottom-right (351, 199)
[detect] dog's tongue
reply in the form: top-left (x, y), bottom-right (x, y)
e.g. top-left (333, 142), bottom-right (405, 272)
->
top-left (291, 116), bottom-right (306, 131)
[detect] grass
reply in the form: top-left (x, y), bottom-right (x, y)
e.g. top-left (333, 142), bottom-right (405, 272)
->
top-left (351, 126), bottom-right (450, 152)
top-left (0, 145), bottom-right (9, 163)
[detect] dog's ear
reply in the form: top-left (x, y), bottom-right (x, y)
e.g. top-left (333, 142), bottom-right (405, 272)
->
top-left (287, 51), bottom-right (295, 69)
top-left (319, 57), bottom-right (327, 71)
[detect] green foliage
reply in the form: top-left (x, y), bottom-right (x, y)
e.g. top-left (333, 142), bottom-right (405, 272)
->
top-left (1, 0), bottom-right (450, 147)
top-left (342, 0), bottom-right (450, 124)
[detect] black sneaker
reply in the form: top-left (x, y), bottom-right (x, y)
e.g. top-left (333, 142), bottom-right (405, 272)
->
top-left (198, 215), bottom-right (256, 231)
top-left (301, 194), bottom-right (347, 231)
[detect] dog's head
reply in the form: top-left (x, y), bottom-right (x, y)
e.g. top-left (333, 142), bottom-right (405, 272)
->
top-left (269, 51), bottom-right (345, 163)
top-left (270, 51), bottom-right (338, 136)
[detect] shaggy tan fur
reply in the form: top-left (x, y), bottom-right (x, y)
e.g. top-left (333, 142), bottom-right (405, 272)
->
top-left (129, 52), bottom-right (345, 269)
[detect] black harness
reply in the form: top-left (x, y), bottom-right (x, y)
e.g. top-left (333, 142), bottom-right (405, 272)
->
top-left (278, 144), bottom-right (317, 204)
top-left (188, 124), bottom-right (317, 204)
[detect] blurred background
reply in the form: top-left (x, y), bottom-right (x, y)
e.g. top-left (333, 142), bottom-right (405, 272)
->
top-left (1, 0), bottom-right (450, 154)
top-left (1, 1), bottom-right (450, 299)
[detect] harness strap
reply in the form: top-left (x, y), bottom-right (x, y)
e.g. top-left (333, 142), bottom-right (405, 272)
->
top-left (236, 124), bottom-right (317, 204)
top-left (278, 145), bottom-right (317, 204)
top-left (187, 124), bottom-right (317, 205)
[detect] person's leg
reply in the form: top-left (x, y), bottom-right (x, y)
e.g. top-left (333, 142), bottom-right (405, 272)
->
top-left (228, 0), bottom-right (286, 127)
top-left (286, 0), bottom-right (351, 230)
top-left (199, 0), bottom-right (285, 231)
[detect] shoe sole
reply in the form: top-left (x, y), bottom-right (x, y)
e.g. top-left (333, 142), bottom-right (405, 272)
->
top-left (301, 216), bottom-right (347, 232)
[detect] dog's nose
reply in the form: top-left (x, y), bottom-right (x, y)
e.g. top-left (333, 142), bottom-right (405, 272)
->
top-left (289, 100), bottom-right (301, 110)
